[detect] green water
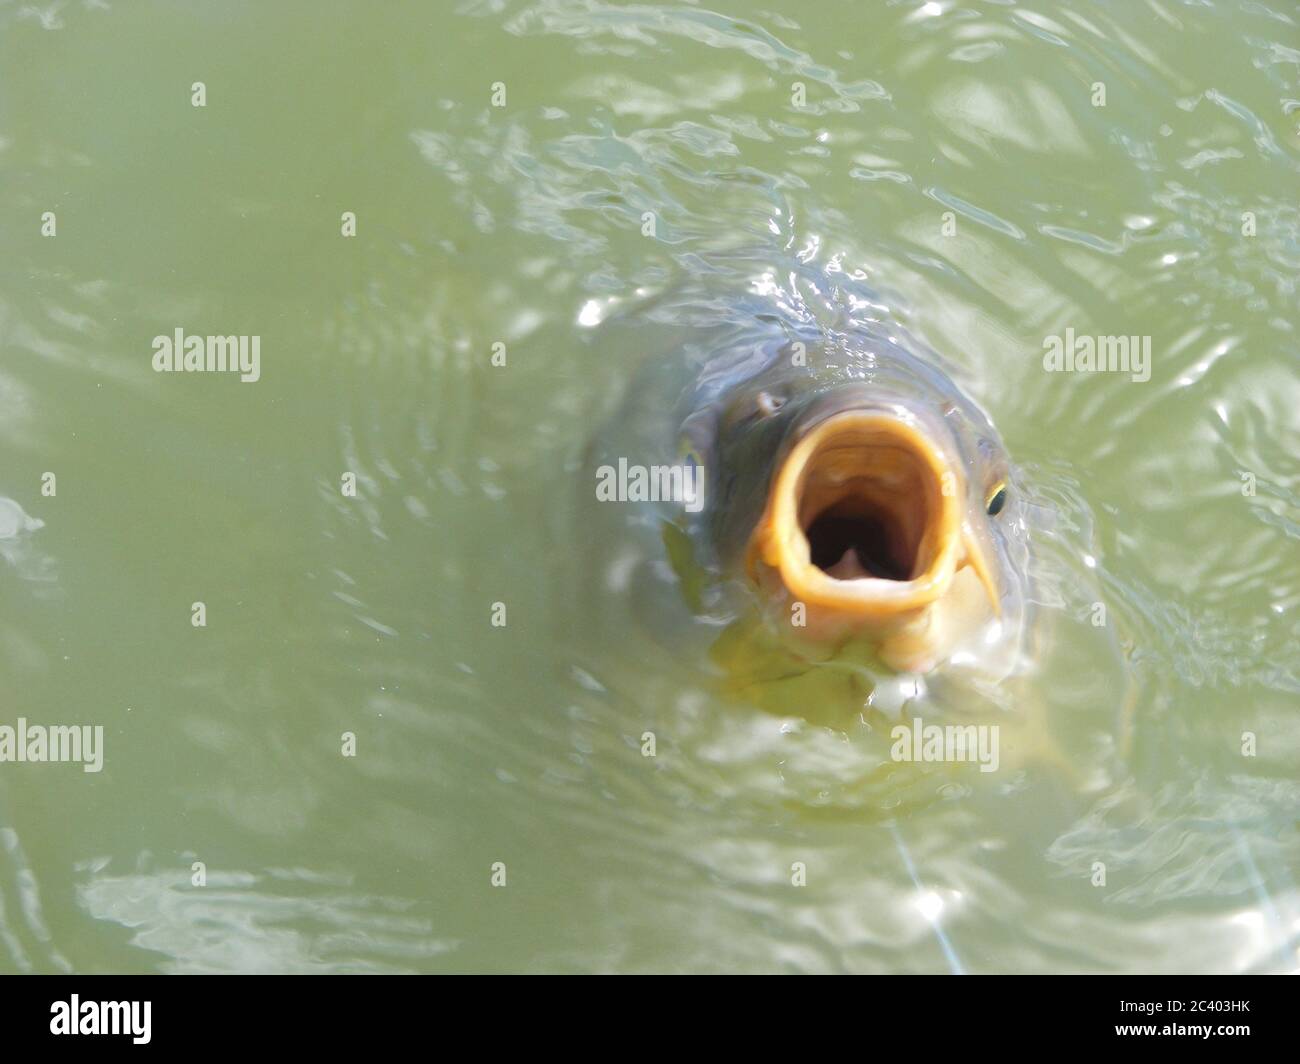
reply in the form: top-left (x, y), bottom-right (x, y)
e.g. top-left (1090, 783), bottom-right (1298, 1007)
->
top-left (1, 0), bottom-right (1297, 973)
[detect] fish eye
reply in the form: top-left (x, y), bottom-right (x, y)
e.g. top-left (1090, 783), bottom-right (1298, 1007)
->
top-left (677, 408), bottom-right (717, 470)
top-left (679, 441), bottom-right (705, 471)
top-left (985, 482), bottom-right (1008, 517)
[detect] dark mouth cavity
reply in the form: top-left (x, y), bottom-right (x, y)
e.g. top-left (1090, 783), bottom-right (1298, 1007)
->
top-left (806, 505), bottom-right (913, 581)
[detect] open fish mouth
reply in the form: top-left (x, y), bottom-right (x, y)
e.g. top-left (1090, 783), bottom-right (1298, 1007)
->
top-left (751, 412), bottom-right (997, 622)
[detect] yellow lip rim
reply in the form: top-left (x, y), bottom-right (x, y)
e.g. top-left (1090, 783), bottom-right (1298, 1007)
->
top-left (749, 412), bottom-right (964, 617)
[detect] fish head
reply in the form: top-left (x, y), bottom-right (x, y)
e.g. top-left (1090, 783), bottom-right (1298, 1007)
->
top-left (682, 367), bottom-right (1029, 675)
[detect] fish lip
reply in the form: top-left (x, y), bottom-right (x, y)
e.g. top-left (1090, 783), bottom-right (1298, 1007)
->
top-left (751, 410), bottom-right (962, 615)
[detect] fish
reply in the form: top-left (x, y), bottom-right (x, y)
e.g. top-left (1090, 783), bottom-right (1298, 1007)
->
top-left (573, 272), bottom-right (1034, 708)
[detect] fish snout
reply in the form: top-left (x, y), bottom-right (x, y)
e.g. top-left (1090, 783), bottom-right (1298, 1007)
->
top-left (748, 411), bottom-right (1000, 667)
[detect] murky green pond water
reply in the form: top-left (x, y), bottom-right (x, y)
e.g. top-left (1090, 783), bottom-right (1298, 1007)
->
top-left (2, 0), bottom-right (1297, 973)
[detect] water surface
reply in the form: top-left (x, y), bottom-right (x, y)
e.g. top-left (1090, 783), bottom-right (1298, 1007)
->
top-left (1, 0), bottom-right (1297, 972)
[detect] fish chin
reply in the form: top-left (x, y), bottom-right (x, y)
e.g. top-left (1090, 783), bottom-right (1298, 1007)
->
top-left (749, 411), bottom-right (999, 671)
